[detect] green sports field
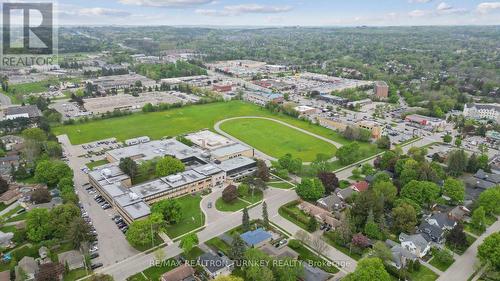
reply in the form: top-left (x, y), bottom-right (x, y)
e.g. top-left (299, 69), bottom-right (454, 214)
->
top-left (53, 101), bottom-right (379, 161)
top-left (219, 118), bottom-right (337, 161)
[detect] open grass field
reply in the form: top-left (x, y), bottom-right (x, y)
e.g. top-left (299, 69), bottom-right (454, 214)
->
top-left (219, 118), bottom-right (337, 161)
top-left (52, 101), bottom-right (377, 154)
top-left (163, 194), bottom-right (204, 238)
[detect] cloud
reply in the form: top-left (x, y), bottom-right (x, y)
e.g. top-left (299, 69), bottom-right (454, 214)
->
top-left (437, 2), bottom-right (452, 11)
top-left (118, 0), bottom-right (214, 8)
top-left (408, 9), bottom-right (430, 17)
top-left (477, 2), bottom-right (500, 13)
top-left (196, 4), bottom-right (293, 16)
top-left (79, 8), bottom-right (131, 17)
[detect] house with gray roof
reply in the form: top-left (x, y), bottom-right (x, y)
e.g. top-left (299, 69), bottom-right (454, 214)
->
top-left (385, 240), bottom-right (418, 269)
top-left (399, 233), bottom-right (431, 258)
top-left (301, 263), bottom-right (330, 281)
top-left (16, 256), bottom-right (38, 281)
top-left (334, 187), bottom-right (355, 201)
top-left (198, 253), bottom-right (234, 279)
top-left (316, 194), bottom-right (345, 211)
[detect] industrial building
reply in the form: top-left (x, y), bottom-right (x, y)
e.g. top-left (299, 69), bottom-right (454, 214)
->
top-left (88, 74), bottom-right (156, 92)
top-left (3, 105), bottom-right (42, 120)
top-left (185, 130), bottom-right (235, 150)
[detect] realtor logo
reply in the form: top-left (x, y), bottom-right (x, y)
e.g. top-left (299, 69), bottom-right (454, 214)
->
top-left (2, 2), bottom-right (53, 55)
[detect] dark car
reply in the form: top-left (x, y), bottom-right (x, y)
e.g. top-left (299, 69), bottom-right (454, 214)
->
top-left (90, 263), bottom-right (103, 269)
top-left (90, 252), bottom-right (99, 259)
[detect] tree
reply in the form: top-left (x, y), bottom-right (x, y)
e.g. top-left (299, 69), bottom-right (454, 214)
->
top-left (155, 156), bottom-right (185, 177)
top-left (364, 210), bottom-right (383, 240)
top-left (119, 157), bottom-right (138, 179)
top-left (26, 208), bottom-right (52, 242)
top-left (35, 262), bottom-right (64, 281)
top-left (126, 219), bottom-right (156, 249)
top-left (262, 201), bottom-right (269, 227)
top-left (442, 134), bottom-right (452, 143)
top-left (50, 204), bottom-right (80, 239)
top-left (467, 153), bottom-right (479, 173)
top-left (151, 199), bottom-right (182, 224)
top-left (351, 233), bottom-right (370, 249)
top-left (0, 176), bottom-right (9, 195)
top-left (213, 276), bottom-right (244, 281)
top-left (229, 236), bottom-right (246, 261)
top-left (361, 163), bottom-right (376, 176)
top-left (256, 160), bottom-right (270, 182)
top-left (433, 248), bottom-right (454, 266)
top-left (22, 128), bottom-right (47, 142)
top-left (44, 141), bottom-right (62, 158)
top-left (31, 188), bottom-right (52, 204)
top-left (243, 248), bottom-right (274, 281)
top-left (372, 241), bottom-right (392, 262)
top-left (399, 159), bottom-right (420, 187)
top-left (400, 180), bottom-right (440, 207)
top-left (377, 136), bottom-right (391, 149)
top-left (317, 172), bottom-right (338, 194)
top-left (34, 160), bottom-right (73, 187)
top-left (447, 149), bottom-right (468, 177)
top-left (222, 185), bottom-right (238, 203)
top-left (242, 207), bottom-right (250, 232)
top-left (446, 223), bottom-right (468, 249)
top-left (337, 209), bottom-right (353, 245)
top-left (391, 203), bottom-right (417, 234)
top-left (470, 207), bottom-right (487, 232)
top-left (295, 178), bottom-right (325, 201)
top-left (477, 154), bottom-right (491, 172)
top-left (455, 137), bottom-right (462, 147)
top-left (478, 232), bottom-right (500, 270)
top-left (180, 233), bottom-right (198, 254)
top-left (66, 217), bottom-right (93, 249)
top-left (478, 186), bottom-right (500, 215)
top-left (310, 236), bottom-right (328, 255)
top-left (343, 258), bottom-right (391, 281)
top-left (307, 216), bottom-right (318, 232)
top-left (336, 142), bottom-right (361, 165)
top-left (443, 178), bottom-right (465, 204)
top-left (372, 181), bottom-right (397, 206)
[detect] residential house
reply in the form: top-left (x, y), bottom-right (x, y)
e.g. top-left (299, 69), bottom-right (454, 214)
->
top-left (57, 250), bottom-right (84, 270)
top-left (35, 263), bottom-right (64, 281)
top-left (298, 201), bottom-right (340, 228)
top-left (160, 263), bottom-right (195, 281)
top-left (399, 233), bottom-right (431, 258)
top-left (260, 243), bottom-right (299, 260)
top-left (316, 194), bottom-right (345, 212)
top-left (0, 271), bottom-right (10, 281)
top-left (425, 213), bottom-right (457, 230)
top-left (334, 188), bottom-right (355, 201)
top-left (474, 169), bottom-right (500, 186)
top-left (198, 253), bottom-right (234, 279)
top-left (240, 228), bottom-right (273, 248)
top-left (385, 240), bottom-right (418, 269)
top-left (0, 231), bottom-right (13, 248)
top-left (0, 187), bottom-right (21, 205)
top-left (448, 206), bottom-right (471, 222)
top-left (350, 181), bottom-right (369, 192)
top-left (417, 221), bottom-right (446, 244)
top-left (16, 256), bottom-right (39, 281)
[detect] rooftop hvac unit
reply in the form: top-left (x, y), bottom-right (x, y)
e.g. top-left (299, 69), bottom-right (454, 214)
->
top-left (128, 192), bottom-right (140, 200)
top-left (166, 174), bottom-right (183, 183)
top-left (203, 165), bottom-right (215, 172)
top-left (102, 169), bottom-right (112, 178)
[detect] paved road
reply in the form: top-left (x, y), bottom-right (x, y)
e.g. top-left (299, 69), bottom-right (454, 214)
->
top-left (58, 135), bottom-right (139, 267)
top-left (437, 218), bottom-right (500, 281)
top-left (0, 92), bottom-right (12, 108)
top-left (214, 116), bottom-right (343, 163)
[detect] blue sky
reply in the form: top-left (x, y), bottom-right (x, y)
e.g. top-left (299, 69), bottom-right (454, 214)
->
top-left (43, 0), bottom-right (500, 26)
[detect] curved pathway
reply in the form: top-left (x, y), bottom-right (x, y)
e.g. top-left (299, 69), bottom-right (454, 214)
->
top-left (214, 116), bottom-right (343, 162)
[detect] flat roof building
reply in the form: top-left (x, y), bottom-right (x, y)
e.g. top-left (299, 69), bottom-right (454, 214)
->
top-left (210, 143), bottom-right (254, 161)
top-left (216, 156), bottom-right (257, 182)
top-left (3, 105), bottom-right (41, 120)
top-left (106, 139), bottom-right (200, 163)
top-left (185, 130), bottom-right (234, 150)
top-left (88, 74), bottom-right (156, 91)
top-left (375, 81), bottom-right (389, 99)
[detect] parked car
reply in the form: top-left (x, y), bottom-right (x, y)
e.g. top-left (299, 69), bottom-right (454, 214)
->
top-left (90, 263), bottom-right (103, 269)
top-left (89, 252), bottom-right (99, 259)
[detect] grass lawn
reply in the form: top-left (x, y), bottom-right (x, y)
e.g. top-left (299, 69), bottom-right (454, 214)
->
top-left (408, 265), bottom-right (439, 281)
top-left (0, 205), bottom-right (22, 221)
top-left (278, 202), bottom-right (311, 232)
top-left (216, 198), bottom-right (249, 212)
top-left (288, 240), bottom-right (339, 274)
top-left (268, 181), bottom-right (294, 189)
top-left (0, 203), bottom-right (9, 212)
top-left (322, 233), bottom-right (363, 261)
top-left (464, 215), bottom-right (497, 236)
top-left (239, 190), bottom-right (263, 204)
top-left (52, 101), bottom-right (379, 161)
top-left (63, 269), bottom-right (89, 281)
top-left (205, 237), bottom-right (231, 255)
top-left (429, 256), bottom-right (454, 271)
top-left (163, 195), bottom-right (204, 238)
top-left (86, 159), bottom-right (109, 170)
top-left (219, 118), bottom-right (337, 161)
top-left (5, 212), bottom-right (28, 223)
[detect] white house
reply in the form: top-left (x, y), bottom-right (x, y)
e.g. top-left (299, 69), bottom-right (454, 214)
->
top-left (399, 233), bottom-right (431, 258)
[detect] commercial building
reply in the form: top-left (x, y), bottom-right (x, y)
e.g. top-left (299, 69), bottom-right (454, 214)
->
top-left (405, 114), bottom-right (446, 131)
top-left (294, 105), bottom-right (320, 116)
top-left (357, 120), bottom-right (383, 139)
top-left (317, 94), bottom-right (348, 106)
top-left (160, 75), bottom-right (211, 88)
top-left (463, 103), bottom-right (500, 123)
top-left (88, 74), bottom-right (156, 92)
top-left (374, 81), bottom-right (389, 99)
top-left (244, 91), bottom-right (284, 106)
top-left (216, 156), bottom-right (257, 182)
top-left (210, 143), bottom-right (254, 161)
top-left (184, 130), bottom-right (234, 150)
top-left (3, 105), bottom-right (41, 120)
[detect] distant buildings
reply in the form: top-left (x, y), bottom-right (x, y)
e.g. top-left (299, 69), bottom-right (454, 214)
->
top-left (374, 81), bottom-right (389, 99)
top-left (294, 105), bottom-right (320, 116)
top-left (87, 74), bottom-right (156, 92)
top-left (3, 105), bottom-right (41, 121)
top-left (463, 103), bottom-right (500, 123)
top-left (244, 91), bottom-right (284, 106)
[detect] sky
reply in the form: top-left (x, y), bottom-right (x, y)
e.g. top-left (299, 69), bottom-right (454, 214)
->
top-left (5, 0), bottom-right (500, 26)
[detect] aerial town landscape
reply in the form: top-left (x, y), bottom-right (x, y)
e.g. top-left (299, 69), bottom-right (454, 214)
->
top-left (0, 1), bottom-right (499, 281)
